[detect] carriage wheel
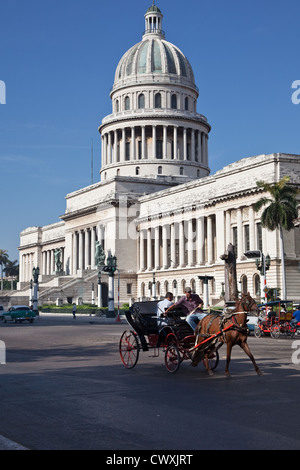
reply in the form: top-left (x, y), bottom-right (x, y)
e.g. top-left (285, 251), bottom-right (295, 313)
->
top-left (254, 325), bottom-right (262, 338)
top-left (270, 325), bottom-right (280, 339)
top-left (202, 349), bottom-right (219, 371)
top-left (119, 330), bottom-right (140, 369)
top-left (165, 344), bottom-right (180, 373)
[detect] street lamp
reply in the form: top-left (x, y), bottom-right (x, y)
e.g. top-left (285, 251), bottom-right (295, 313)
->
top-left (32, 267), bottom-right (40, 313)
top-left (244, 250), bottom-right (270, 303)
top-left (102, 253), bottom-right (117, 318)
top-left (152, 272), bottom-right (156, 300)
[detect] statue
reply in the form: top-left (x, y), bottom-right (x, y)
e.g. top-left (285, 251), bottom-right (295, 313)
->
top-left (54, 248), bottom-right (62, 272)
top-left (220, 243), bottom-right (238, 302)
top-left (95, 241), bottom-right (106, 268)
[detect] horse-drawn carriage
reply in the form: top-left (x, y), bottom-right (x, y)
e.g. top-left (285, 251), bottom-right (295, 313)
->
top-left (254, 301), bottom-right (295, 339)
top-left (119, 294), bottom-right (262, 376)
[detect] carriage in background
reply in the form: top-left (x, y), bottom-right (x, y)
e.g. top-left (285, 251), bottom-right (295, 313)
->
top-left (254, 300), bottom-right (295, 338)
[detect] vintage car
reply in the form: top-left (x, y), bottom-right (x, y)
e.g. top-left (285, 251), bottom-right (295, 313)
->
top-left (2, 305), bottom-right (36, 323)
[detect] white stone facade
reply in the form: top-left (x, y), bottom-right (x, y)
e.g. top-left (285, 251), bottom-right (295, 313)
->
top-left (17, 5), bottom-right (300, 306)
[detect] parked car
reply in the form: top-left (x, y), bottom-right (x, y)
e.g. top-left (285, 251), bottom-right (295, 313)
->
top-left (2, 306), bottom-right (36, 324)
top-left (246, 314), bottom-right (259, 333)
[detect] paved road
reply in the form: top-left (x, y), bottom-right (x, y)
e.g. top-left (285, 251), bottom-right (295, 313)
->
top-left (0, 313), bottom-right (300, 451)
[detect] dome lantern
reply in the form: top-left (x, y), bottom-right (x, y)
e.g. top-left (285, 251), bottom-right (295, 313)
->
top-left (143, 1), bottom-right (164, 40)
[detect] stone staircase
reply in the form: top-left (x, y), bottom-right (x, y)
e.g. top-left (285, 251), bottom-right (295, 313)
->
top-left (5, 270), bottom-right (102, 307)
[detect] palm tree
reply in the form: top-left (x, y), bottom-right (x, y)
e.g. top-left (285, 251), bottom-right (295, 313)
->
top-left (0, 249), bottom-right (9, 291)
top-left (4, 260), bottom-right (19, 290)
top-left (254, 176), bottom-right (299, 300)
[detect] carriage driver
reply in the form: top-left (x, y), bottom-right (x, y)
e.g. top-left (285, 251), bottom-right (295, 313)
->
top-left (164, 287), bottom-right (206, 332)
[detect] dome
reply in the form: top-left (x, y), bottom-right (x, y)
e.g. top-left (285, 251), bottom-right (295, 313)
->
top-left (111, 3), bottom-right (196, 93)
top-left (114, 38), bottom-right (195, 88)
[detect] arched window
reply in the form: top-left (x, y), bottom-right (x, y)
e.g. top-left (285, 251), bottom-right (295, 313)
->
top-left (171, 94), bottom-right (177, 109)
top-left (241, 275), bottom-right (248, 294)
top-left (135, 166), bottom-right (140, 175)
top-left (125, 96), bottom-right (130, 110)
top-left (158, 166), bottom-right (162, 175)
top-left (116, 168), bottom-right (120, 176)
top-left (180, 167), bottom-right (184, 175)
top-left (138, 93), bottom-right (145, 109)
top-left (185, 97), bottom-right (189, 110)
top-left (155, 93), bottom-right (161, 108)
top-left (254, 274), bottom-right (261, 297)
top-left (115, 100), bottom-right (119, 113)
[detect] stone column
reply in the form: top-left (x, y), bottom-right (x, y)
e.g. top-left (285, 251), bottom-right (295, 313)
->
top-left (237, 208), bottom-right (243, 260)
top-left (152, 125), bottom-right (156, 159)
top-left (197, 216), bottom-right (205, 265)
top-left (191, 129), bottom-right (195, 162)
top-left (114, 130), bottom-right (118, 163)
top-left (198, 131), bottom-right (202, 163)
top-left (139, 229), bottom-right (146, 271)
top-left (179, 221), bottom-right (185, 267)
top-left (91, 227), bottom-right (96, 269)
top-left (147, 228), bottom-right (152, 270)
top-left (183, 128), bottom-right (187, 160)
top-left (207, 216), bottom-right (213, 264)
top-left (173, 126), bottom-right (178, 159)
top-left (84, 229), bottom-right (89, 269)
top-left (141, 126), bottom-right (146, 160)
top-left (131, 127), bottom-right (135, 160)
top-left (163, 125), bottom-right (167, 159)
top-left (187, 219), bottom-right (194, 266)
top-left (78, 231), bottom-right (83, 270)
top-left (154, 226), bottom-right (160, 270)
top-left (249, 205), bottom-right (255, 250)
top-left (170, 223), bottom-right (176, 267)
top-left (162, 225), bottom-right (169, 269)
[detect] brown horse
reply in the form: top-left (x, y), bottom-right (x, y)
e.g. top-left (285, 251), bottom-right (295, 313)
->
top-left (193, 293), bottom-right (262, 377)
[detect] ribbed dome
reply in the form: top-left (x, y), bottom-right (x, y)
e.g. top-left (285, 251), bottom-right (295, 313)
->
top-left (114, 38), bottom-right (195, 89)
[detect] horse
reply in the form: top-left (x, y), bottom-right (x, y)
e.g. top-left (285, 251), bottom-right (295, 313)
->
top-left (193, 293), bottom-right (262, 377)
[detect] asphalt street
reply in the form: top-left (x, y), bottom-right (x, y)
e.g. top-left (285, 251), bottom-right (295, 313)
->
top-left (0, 313), bottom-right (300, 451)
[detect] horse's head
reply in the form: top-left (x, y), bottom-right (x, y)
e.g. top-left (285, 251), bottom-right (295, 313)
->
top-left (239, 293), bottom-right (259, 315)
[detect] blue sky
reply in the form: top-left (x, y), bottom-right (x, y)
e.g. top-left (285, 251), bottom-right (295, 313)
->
top-left (1, 0), bottom-right (300, 263)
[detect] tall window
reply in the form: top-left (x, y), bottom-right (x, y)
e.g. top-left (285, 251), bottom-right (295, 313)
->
top-left (171, 94), bottom-right (177, 109)
top-left (185, 97), bottom-right (189, 110)
top-left (138, 94), bottom-right (145, 109)
top-left (232, 227), bottom-right (238, 251)
top-left (125, 142), bottom-right (130, 160)
top-left (256, 223), bottom-right (262, 251)
top-left (125, 96), bottom-right (130, 110)
top-left (244, 224), bottom-right (250, 252)
top-left (158, 166), bottom-right (162, 175)
top-left (155, 93), bottom-right (161, 108)
top-left (156, 140), bottom-right (163, 159)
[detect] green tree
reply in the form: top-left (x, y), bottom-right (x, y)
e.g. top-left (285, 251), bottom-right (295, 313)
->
top-left (4, 259), bottom-right (19, 290)
top-left (254, 176), bottom-right (299, 300)
top-left (0, 249), bottom-right (9, 291)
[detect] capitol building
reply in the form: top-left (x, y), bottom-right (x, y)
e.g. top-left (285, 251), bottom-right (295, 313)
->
top-left (16, 3), bottom-right (300, 307)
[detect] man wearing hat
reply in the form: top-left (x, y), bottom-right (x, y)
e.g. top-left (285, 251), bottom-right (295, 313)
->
top-left (164, 287), bottom-right (205, 332)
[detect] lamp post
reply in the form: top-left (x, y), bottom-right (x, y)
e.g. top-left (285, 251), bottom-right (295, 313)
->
top-left (102, 253), bottom-right (117, 318)
top-left (244, 250), bottom-right (270, 303)
top-left (32, 267), bottom-right (40, 313)
top-left (152, 271), bottom-right (156, 300)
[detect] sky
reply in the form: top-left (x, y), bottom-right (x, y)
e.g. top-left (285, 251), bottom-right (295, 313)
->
top-left (1, 0), bottom-right (300, 263)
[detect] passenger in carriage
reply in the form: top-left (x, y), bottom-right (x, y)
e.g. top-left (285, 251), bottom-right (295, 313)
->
top-left (164, 287), bottom-right (206, 333)
top-left (267, 306), bottom-right (276, 323)
top-left (290, 307), bottom-right (300, 330)
top-left (156, 292), bottom-right (174, 329)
